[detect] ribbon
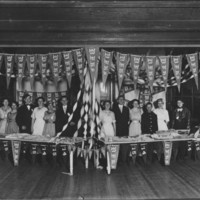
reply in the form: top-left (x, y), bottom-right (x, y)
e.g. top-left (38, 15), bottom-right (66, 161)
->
top-left (187, 53), bottom-right (199, 89)
top-left (63, 51), bottom-right (73, 89)
top-left (158, 56), bottom-right (170, 91)
top-left (4, 54), bottom-right (14, 89)
top-left (146, 56), bottom-right (156, 92)
top-left (38, 54), bottom-right (48, 87)
top-left (171, 55), bottom-right (182, 92)
top-left (27, 54), bottom-right (37, 90)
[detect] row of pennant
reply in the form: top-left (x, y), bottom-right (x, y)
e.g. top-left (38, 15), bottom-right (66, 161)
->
top-left (0, 47), bottom-right (199, 92)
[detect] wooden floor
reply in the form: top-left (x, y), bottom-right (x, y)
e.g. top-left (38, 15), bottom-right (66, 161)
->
top-left (0, 156), bottom-right (200, 200)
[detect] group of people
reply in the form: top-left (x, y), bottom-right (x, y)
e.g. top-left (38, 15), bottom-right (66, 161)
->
top-left (0, 94), bottom-right (75, 137)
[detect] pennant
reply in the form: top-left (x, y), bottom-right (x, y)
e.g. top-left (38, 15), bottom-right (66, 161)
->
top-left (54, 92), bottom-right (60, 102)
top-left (73, 48), bottom-right (85, 84)
top-left (107, 145), bottom-right (120, 169)
top-left (27, 54), bottom-right (37, 90)
top-left (49, 52), bottom-right (61, 86)
top-left (63, 51), bottom-right (73, 88)
top-left (38, 54), bottom-right (48, 87)
top-left (187, 53), bottom-right (199, 89)
top-left (11, 140), bottom-right (21, 166)
top-left (46, 92), bottom-right (53, 102)
top-left (158, 56), bottom-right (170, 91)
top-left (0, 53), bottom-right (3, 72)
top-left (18, 91), bottom-right (25, 105)
top-left (163, 141), bottom-right (173, 166)
top-left (146, 56), bottom-right (156, 92)
top-left (130, 55), bottom-right (142, 89)
top-left (36, 92), bottom-right (43, 98)
top-left (171, 55), bottom-right (182, 92)
top-left (4, 54), bottom-right (14, 89)
top-left (116, 52), bottom-right (129, 91)
top-left (101, 49), bottom-right (113, 86)
top-left (85, 46), bottom-right (99, 84)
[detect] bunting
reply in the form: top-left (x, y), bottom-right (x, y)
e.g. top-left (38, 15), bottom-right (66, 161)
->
top-left (27, 54), bottom-right (37, 90)
top-left (130, 55), bottom-right (142, 89)
top-left (38, 54), bottom-right (48, 87)
top-left (15, 54), bottom-right (26, 90)
top-left (186, 53), bottom-right (199, 89)
top-left (146, 56), bottom-right (156, 92)
top-left (116, 52), bottom-right (129, 91)
top-left (101, 49), bottom-right (113, 86)
top-left (4, 54), bottom-right (14, 88)
top-left (158, 56), bottom-right (170, 91)
top-left (171, 55), bottom-right (182, 92)
top-left (85, 46), bottom-right (99, 84)
top-left (63, 51), bottom-right (73, 88)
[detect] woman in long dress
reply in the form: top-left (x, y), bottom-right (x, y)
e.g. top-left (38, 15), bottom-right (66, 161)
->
top-left (99, 100), bottom-right (116, 138)
top-left (0, 98), bottom-right (11, 134)
top-left (154, 98), bottom-right (169, 131)
top-left (43, 101), bottom-right (56, 137)
top-left (128, 99), bottom-right (142, 137)
top-left (6, 101), bottom-right (19, 134)
top-left (31, 97), bottom-right (47, 135)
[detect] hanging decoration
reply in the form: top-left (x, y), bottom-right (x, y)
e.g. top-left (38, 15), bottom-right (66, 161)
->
top-left (4, 54), bottom-right (14, 89)
top-left (73, 48), bottom-right (85, 84)
top-left (15, 54), bottom-right (26, 90)
top-left (63, 51), bottom-right (73, 88)
top-left (27, 54), bottom-right (37, 90)
top-left (101, 49), bottom-right (113, 86)
top-left (116, 52), bottom-right (129, 91)
top-left (130, 55), bottom-right (142, 89)
top-left (38, 54), bottom-right (48, 87)
top-left (158, 56), bottom-right (170, 91)
top-left (171, 55), bottom-right (182, 92)
top-left (85, 46), bottom-right (99, 84)
top-left (0, 53), bottom-right (3, 72)
top-left (49, 52), bottom-right (61, 87)
top-left (186, 53), bottom-right (199, 89)
top-left (146, 56), bottom-right (156, 92)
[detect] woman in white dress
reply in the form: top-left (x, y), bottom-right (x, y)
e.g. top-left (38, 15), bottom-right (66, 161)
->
top-left (31, 97), bottom-right (47, 135)
top-left (99, 101), bottom-right (116, 138)
top-left (0, 98), bottom-right (11, 134)
top-left (128, 99), bottom-right (142, 137)
top-left (154, 98), bottom-right (169, 131)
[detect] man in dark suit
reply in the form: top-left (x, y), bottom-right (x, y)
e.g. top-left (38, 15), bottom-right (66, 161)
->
top-left (16, 94), bottom-right (34, 134)
top-left (55, 96), bottom-right (76, 137)
top-left (113, 95), bottom-right (130, 163)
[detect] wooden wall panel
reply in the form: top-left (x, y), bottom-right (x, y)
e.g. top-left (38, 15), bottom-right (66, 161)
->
top-left (0, 1), bottom-right (200, 47)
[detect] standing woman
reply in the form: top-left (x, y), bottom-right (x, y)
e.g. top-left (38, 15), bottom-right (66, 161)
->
top-left (31, 97), bottom-right (47, 135)
top-left (0, 98), bottom-right (11, 134)
top-left (154, 98), bottom-right (169, 131)
top-left (6, 101), bottom-right (19, 134)
top-left (99, 100), bottom-right (116, 138)
top-left (128, 99), bottom-right (142, 137)
top-left (43, 101), bottom-right (56, 137)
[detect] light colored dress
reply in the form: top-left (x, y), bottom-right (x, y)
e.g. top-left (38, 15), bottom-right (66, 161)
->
top-left (154, 108), bottom-right (169, 131)
top-left (100, 110), bottom-right (116, 137)
top-left (0, 107), bottom-right (11, 134)
top-left (129, 108), bottom-right (142, 137)
top-left (6, 111), bottom-right (19, 134)
top-left (32, 107), bottom-right (48, 135)
top-left (42, 111), bottom-right (56, 137)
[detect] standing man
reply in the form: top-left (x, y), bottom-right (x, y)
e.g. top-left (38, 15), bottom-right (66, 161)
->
top-left (55, 96), bottom-right (75, 137)
top-left (113, 95), bottom-right (130, 163)
top-left (16, 94), bottom-right (34, 134)
top-left (171, 99), bottom-right (191, 160)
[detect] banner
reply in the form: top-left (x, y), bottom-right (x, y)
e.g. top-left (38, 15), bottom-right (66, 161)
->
top-left (146, 56), bottom-right (156, 92)
top-left (158, 56), bottom-right (170, 91)
top-left (85, 46), bottom-right (99, 84)
top-left (0, 53), bottom-right (3, 72)
top-left (187, 53), bottom-right (199, 89)
top-left (116, 52), bottom-right (129, 91)
top-left (27, 54), bottom-right (37, 90)
top-left (107, 145), bottom-right (120, 169)
top-left (63, 51), bottom-right (73, 88)
top-left (4, 54), bottom-right (14, 88)
top-left (171, 55), bottom-right (182, 92)
top-left (49, 52), bottom-right (61, 86)
top-left (101, 49), bottom-right (113, 86)
top-left (73, 48), bottom-right (85, 84)
top-left (130, 55), bottom-right (142, 89)
top-left (15, 54), bottom-right (26, 90)
top-left (38, 54), bottom-right (48, 87)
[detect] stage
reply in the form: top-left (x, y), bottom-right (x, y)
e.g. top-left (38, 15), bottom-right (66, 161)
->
top-left (0, 157), bottom-right (200, 200)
